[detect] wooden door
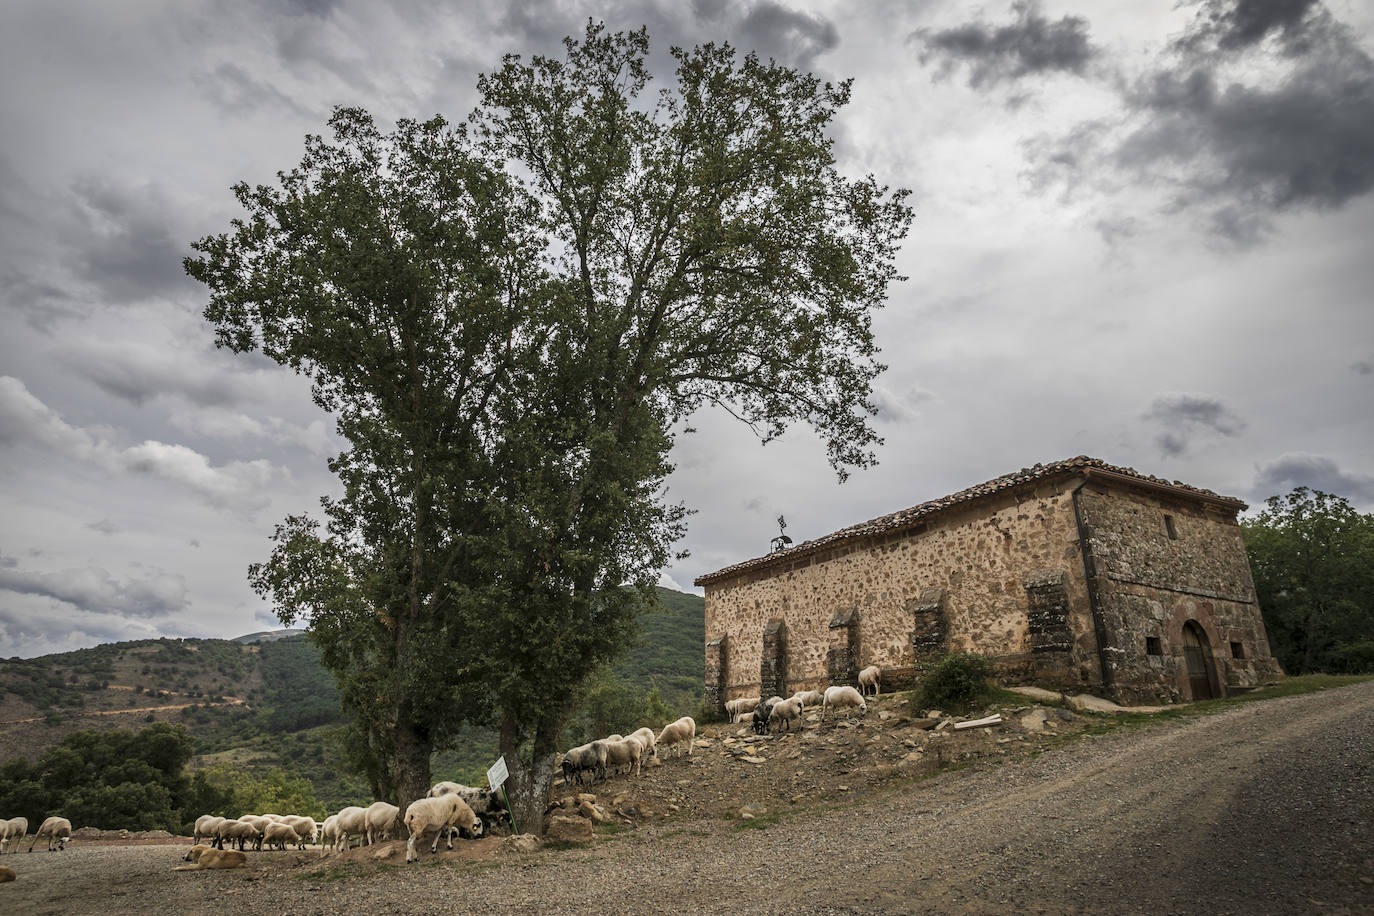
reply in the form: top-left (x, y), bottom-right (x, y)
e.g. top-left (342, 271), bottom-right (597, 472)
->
top-left (1183, 622), bottom-right (1214, 701)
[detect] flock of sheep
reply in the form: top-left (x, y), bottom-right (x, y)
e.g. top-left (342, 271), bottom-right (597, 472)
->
top-left (0, 816), bottom-right (70, 853)
top-left (723, 673), bottom-right (879, 737)
top-left (559, 715), bottom-right (697, 786)
top-left (189, 780), bottom-right (503, 866)
top-left (7, 670), bottom-right (885, 871)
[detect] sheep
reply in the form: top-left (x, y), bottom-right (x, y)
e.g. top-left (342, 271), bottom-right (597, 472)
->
top-left (2, 816), bottom-right (26, 853)
top-left (175, 844), bottom-right (246, 870)
top-left (656, 717), bottom-right (696, 758)
top-left (29, 816), bottom-right (71, 852)
top-left (219, 819), bottom-right (261, 851)
top-left (858, 665), bottom-right (881, 697)
top-left (768, 697), bottom-right (803, 732)
top-left (821, 684), bottom-right (868, 721)
top-left (559, 743), bottom-right (603, 786)
top-left (628, 726), bottom-right (658, 760)
top-left (319, 815), bottom-right (339, 857)
top-left (335, 806), bottom-right (368, 850)
top-left (428, 783), bottom-right (500, 835)
top-left (281, 815), bottom-right (317, 848)
top-left (236, 814), bottom-right (270, 850)
top-left (364, 802), bottom-right (403, 845)
top-left (403, 795), bottom-right (479, 864)
top-left (596, 736), bottom-right (643, 778)
top-left (752, 696), bottom-right (784, 734)
top-left (790, 689), bottom-right (823, 711)
top-left (192, 815), bottom-right (224, 847)
top-left (261, 821), bottom-right (301, 851)
top-left (724, 696), bottom-right (760, 717)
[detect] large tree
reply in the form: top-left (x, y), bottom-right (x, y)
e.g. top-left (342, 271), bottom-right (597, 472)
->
top-left (188, 24), bottom-right (911, 827)
top-left (1243, 487), bottom-right (1374, 675)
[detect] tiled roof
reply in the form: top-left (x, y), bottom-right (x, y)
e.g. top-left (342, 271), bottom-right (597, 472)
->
top-left (694, 455), bottom-right (1244, 586)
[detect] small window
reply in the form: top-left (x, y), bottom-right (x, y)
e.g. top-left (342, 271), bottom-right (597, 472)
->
top-left (1146, 636), bottom-right (1163, 656)
top-left (1164, 515), bottom-right (1178, 540)
top-left (1230, 641), bottom-right (1245, 659)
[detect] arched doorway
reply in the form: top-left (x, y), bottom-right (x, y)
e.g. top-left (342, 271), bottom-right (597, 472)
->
top-left (1182, 621), bottom-right (1217, 701)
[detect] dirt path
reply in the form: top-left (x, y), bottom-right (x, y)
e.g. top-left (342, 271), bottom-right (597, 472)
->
top-left (5, 681), bottom-right (1372, 915)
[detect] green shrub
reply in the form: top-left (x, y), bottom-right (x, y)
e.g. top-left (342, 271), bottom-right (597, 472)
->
top-left (914, 653), bottom-right (995, 713)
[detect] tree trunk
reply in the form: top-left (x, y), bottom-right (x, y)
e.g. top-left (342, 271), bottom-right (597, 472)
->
top-left (500, 713), bottom-right (559, 835)
top-left (394, 724), bottom-right (434, 812)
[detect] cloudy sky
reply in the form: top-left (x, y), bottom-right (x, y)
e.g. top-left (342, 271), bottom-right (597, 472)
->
top-left (2, 0), bottom-right (1371, 657)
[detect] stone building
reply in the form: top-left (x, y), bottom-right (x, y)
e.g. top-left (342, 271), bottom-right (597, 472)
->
top-left (695, 456), bottom-right (1283, 708)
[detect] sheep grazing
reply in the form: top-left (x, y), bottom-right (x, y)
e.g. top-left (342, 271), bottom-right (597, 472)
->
top-left (3, 816), bottom-right (27, 853)
top-left (319, 815), bottom-right (339, 856)
top-left (656, 717), bottom-right (696, 758)
top-left (821, 684), bottom-right (868, 721)
top-left (768, 697), bottom-right (803, 732)
top-left (752, 696), bottom-right (784, 735)
top-left (364, 802), bottom-right (403, 845)
top-left (281, 815), bottom-right (317, 848)
top-left (429, 782), bottom-right (500, 834)
top-left (335, 806), bottom-right (368, 850)
top-left (219, 819), bottom-right (261, 851)
top-left (596, 737), bottom-right (643, 778)
top-left (261, 821), bottom-right (301, 851)
top-left (236, 814), bottom-right (270, 850)
top-left (192, 815), bottom-right (224, 847)
top-left (29, 816), bottom-right (71, 852)
top-left (628, 726), bottom-right (658, 760)
top-left (790, 689), bottom-right (823, 711)
top-left (724, 696), bottom-right (760, 718)
top-left (403, 795), bottom-right (479, 864)
top-left (175, 844), bottom-right (247, 870)
top-left (858, 665), bottom-right (881, 697)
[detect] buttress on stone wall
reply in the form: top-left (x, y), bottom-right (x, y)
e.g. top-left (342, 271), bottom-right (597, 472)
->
top-left (700, 471), bottom-right (1281, 707)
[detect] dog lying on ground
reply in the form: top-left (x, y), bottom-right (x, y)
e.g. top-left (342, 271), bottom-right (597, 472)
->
top-left (174, 844), bottom-right (247, 870)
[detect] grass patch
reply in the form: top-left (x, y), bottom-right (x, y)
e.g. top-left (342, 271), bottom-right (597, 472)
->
top-left (733, 812), bottom-right (781, 831)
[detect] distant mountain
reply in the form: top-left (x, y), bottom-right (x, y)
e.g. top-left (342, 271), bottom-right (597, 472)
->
top-left (232, 628), bottom-right (308, 644)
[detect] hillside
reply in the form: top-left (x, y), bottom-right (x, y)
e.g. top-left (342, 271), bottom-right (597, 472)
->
top-left (0, 587), bottom-right (704, 808)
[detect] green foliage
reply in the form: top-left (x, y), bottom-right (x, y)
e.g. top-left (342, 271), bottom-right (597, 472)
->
top-left (189, 763), bottom-right (323, 820)
top-left (0, 723), bottom-right (194, 832)
top-left (1242, 487), bottom-right (1374, 674)
top-left (915, 654), bottom-right (996, 713)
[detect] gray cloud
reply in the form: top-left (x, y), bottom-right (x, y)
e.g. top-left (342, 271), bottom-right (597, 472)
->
top-left (1352, 359), bottom-right (1373, 376)
top-left (736, 2), bottom-right (839, 69)
top-left (1144, 393), bottom-right (1247, 456)
top-left (1252, 452), bottom-right (1374, 504)
top-left (65, 175), bottom-right (199, 304)
top-left (63, 340), bottom-right (253, 408)
top-left (913, 0), bottom-right (1098, 90)
top-left (1030, 0), bottom-right (1374, 244)
top-left (0, 552), bottom-right (187, 618)
top-left (86, 518), bottom-right (121, 535)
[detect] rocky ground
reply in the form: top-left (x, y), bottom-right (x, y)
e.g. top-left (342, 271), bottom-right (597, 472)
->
top-left (3, 681), bottom-right (1372, 915)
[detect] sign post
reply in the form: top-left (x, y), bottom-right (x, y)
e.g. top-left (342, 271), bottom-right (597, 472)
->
top-left (486, 755), bottom-right (518, 835)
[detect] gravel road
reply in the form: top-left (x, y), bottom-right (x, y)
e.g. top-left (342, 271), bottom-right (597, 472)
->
top-left (6, 680), bottom-right (1372, 915)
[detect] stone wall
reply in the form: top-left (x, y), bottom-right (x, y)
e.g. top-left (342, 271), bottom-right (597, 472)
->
top-left (1078, 485), bottom-right (1283, 704)
top-left (702, 481), bottom-right (1104, 698)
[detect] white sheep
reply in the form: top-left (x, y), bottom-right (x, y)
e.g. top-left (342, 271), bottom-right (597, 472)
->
top-left (218, 819), bottom-right (261, 851)
top-left (334, 806), bottom-right (368, 850)
top-left (790, 689), bottom-right (823, 710)
top-left (724, 696), bottom-right (760, 717)
top-left (192, 815), bottom-right (224, 847)
top-left (261, 821), bottom-right (301, 851)
top-left (1, 816), bottom-right (26, 853)
top-left (428, 783), bottom-right (498, 834)
top-left (364, 802), bottom-right (403, 845)
top-left (596, 736), bottom-right (643, 778)
top-left (319, 814), bottom-right (339, 856)
top-left (768, 697), bottom-right (803, 732)
top-left (29, 816), bottom-right (71, 852)
top-left (236, 814), bottom-right (270, 850)
top-left (281, 815), bottom-right (317, 848)
top-left (821, 684), bottom-right (868, 720)
top-left (559, 743), bottom-right (604, 786)
top-left (656, 717), bottom-right (696, 758)
top-left (628, 726), bottom-right (658, 760)
top-left (403, 795), bottom-right (479, 864)
top-left (858, 665), bottom-right (881, 697)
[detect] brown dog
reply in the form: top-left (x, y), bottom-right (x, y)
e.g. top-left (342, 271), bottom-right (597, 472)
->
top-left (174, 844), bottom-right (247, 870)
top-left (0, 864), bottom-right (16, 882)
